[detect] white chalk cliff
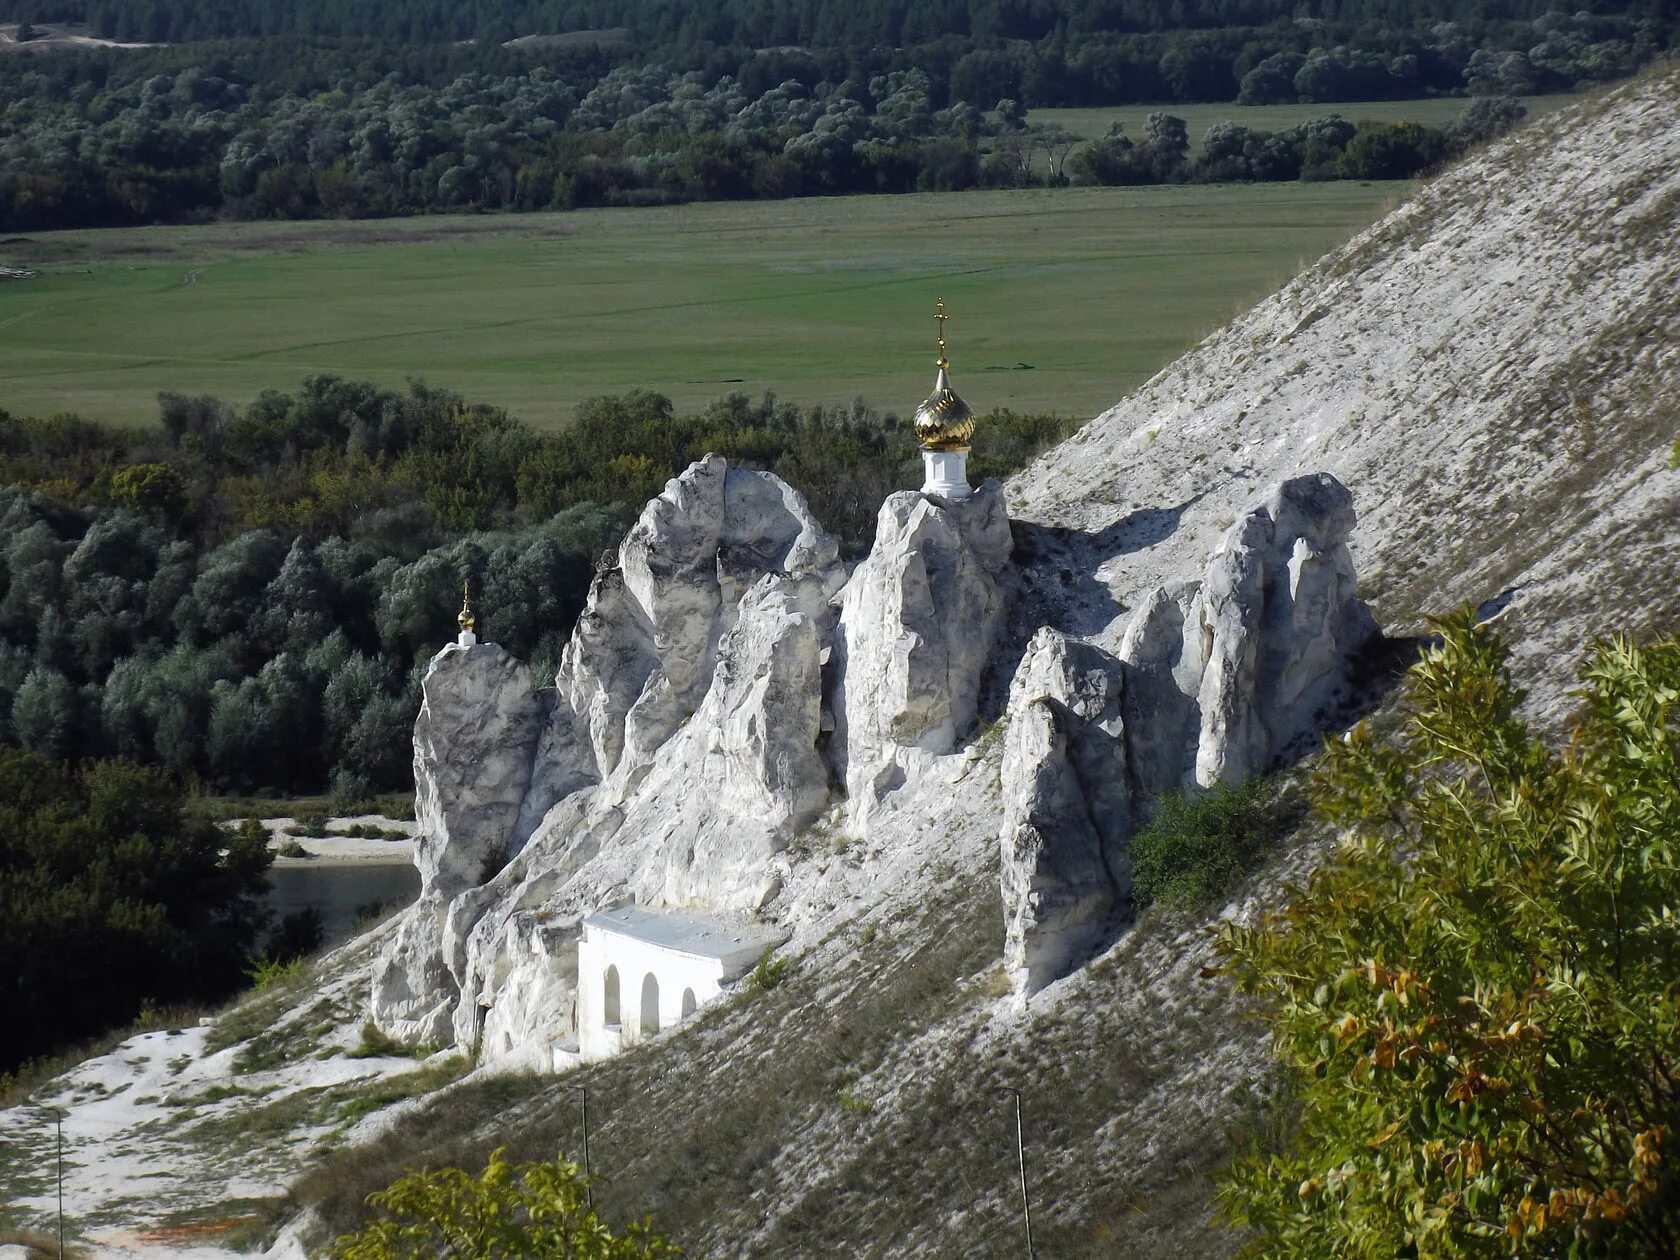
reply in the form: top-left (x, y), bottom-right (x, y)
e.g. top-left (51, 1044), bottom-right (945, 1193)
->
top-left (372, 431), bottom-right (1378, 1055)
top-left (351, 71), bottom-right (1680, 1256)
top-left (999, 473), bottom-right (1375, 1000)
top-left (372, 455), bottom-right (1038, 1058)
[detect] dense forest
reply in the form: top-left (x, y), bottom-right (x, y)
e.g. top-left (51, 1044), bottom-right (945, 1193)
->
top-left (0, 746), bottom-right (273, 1072)
top-left (0, 2), bottom-right (1670, 228)
top-left (0, 379), bottom-right (1077, 799)
top-left (8, 0), bottom-right (1674, 52)
top-left (0, 40), bottom-right (1562, 231)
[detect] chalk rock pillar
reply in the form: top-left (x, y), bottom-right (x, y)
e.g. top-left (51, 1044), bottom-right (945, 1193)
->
top-left (1000, 629), bottom-right (1132, 1003)
top-left (830, 480), bottom-right (1012, 828)
top-left (412, 642), bottom-right (548, 899)
top-left (371, 640), bottom-right (547, 1045)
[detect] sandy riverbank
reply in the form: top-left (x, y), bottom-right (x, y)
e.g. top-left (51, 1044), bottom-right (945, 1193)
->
top-left (244, 814), bottom-right (416, 864)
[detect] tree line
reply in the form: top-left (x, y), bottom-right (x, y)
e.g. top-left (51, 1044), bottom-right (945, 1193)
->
top-left (0, 19), bottom-right (1574, 232)
top-left (0, 378), bottom-right (1078, 800)
top-left (11, 0), bottom-right (1675, 58)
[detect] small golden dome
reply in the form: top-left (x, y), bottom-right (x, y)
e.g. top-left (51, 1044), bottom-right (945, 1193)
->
top-left (914, 366), bottom-right (976, 451)
top-left (457, 581), bottom-right (475, 633)
top-left (913, 298), bottom-right (976, 452)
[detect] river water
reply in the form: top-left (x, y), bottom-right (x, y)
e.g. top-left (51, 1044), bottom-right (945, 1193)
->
top-left (266, 861), bottom-right (420, 944)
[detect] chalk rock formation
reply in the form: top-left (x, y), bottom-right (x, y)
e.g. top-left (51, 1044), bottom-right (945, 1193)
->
top-left (831, 482), bottom-right (1012, 825)
top-left (412, 643), bottom-right (548, 899)
top-left (691, 572), bottom-right (830, 836)
top-left (457, 908), bottom-right (581, 1064)
top-left (999, 629), bottom-right (1130, 1002)
top-left (1115, 582), bottom-right (1204, 798)
top-left (557, 453), bottom-right (845, 802)
top-left (1192, 473), bottom-right (1377, 786)
top-left (369, 643), bottom-right (546, 1044)
top-left (373, 456), bottom-right (850, 1051)
top-left (1121, 472), bottom-right (1377, 792)
top-left (1002, 473), bottom-right (1377, 1001)
top-left (594, 569), bottom-right (832, 909)
top-left (369, 898), bottom-right (461, 1046)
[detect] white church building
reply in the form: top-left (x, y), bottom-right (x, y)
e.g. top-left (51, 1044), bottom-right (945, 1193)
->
top-left (574, 906), bottom-right (784, 1062)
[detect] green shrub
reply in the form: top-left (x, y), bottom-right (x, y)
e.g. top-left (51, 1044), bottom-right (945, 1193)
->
top-left (746, 951), bottom-right (790, 992)
top-left (233, 817), bottom-right (269, 850)
top-left (1130, 777), bottom-right (1294, 911)
top-left (375, 795), bottom-right (417, 821)
top-left (246, 956), bottom-right (307, 993)
top-left (347, 1021), bottom-right (411, 1060)
top-left (327, 1146), bottom-right (676, 1259)
top-left (339, 823), bottom-right (407, 840)
top-left (277, 839), bottom-right (308, 858)
top-left (292, 807), bottom-right (332, 836)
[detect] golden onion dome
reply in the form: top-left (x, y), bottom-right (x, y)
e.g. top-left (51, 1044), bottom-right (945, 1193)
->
top-left (457, 580), bottom-right (475, 633)
top-left (913, 299), bottom-right (976, 452)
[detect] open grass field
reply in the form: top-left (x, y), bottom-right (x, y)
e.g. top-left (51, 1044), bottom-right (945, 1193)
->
top-left (0, 181), bottom-right (1407, 429)
top-left (1033, 92), bottom-right (1578, 145)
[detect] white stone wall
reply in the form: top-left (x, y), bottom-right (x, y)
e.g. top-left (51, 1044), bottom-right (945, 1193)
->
top-left (576, 926), bottom-right (737, 1061)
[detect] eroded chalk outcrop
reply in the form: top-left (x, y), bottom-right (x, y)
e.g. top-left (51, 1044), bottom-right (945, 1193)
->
top-left (372, 456), bottom-right (853, 1055)
top-left (378, 458), bottom-right (1373, 1045)
top-left (557, 453), bottom-right (845, 801)
top-left (412, 643), bottom-right (548, 899)
top-left (369, 643), bottom-right (548, 1044)
top-left (1001, 473), bottom-right (1377, 1002)
top-left (999, 628), bottom-right (1131, 1002)
top-left (830, 481), bottom-right (1012, 828)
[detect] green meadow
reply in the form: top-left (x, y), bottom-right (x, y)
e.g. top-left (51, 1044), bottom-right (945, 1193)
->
top-left (1032, 93), bottom-right (1577, 144)
top-left (0, 181), bottom-right (1406, 430)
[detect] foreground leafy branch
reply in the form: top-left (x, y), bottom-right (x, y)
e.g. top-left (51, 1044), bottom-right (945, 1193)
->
top-left (329, 1148), bottom-right (680, 1259)
top-left (1214, 611), bottom-right (1680, 1257)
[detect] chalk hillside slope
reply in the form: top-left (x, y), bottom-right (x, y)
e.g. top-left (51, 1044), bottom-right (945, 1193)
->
top-left (1011, 65), bottom-right (1679, 711)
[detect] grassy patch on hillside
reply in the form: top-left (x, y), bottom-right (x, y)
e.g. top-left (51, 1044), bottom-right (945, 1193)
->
top-left (1131, 777), bottom-right (1305, 911)
top-left (0, 183), bottom-right (1401, 428)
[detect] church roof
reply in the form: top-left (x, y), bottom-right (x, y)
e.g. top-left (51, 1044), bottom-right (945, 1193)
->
top-left (582, 905), bottom-right (782, 964)
top-left (913, 297), bottom-right (977, 452)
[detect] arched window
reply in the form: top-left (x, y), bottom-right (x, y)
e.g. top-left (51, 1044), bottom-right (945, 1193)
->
top-left (640, 973), bottom-right (660, 1035)
top-left (603, 965), bottom-right (620, 1027)
top-left (681, 988), bottom-right (697, 1019)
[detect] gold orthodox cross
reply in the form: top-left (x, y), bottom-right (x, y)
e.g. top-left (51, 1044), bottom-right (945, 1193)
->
top-left (936, 297), bottom-right (949, 367)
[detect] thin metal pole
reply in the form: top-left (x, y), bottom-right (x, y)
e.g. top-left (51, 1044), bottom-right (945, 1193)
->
top-left (572, 1085), bottom-right (592, 1208)
top-left (56, 1110), bottom-right (65, 1260)
top-left (1001, 1087), bottom-right (1035, 1258)
top-left (1014, 1090), bottom-right (1035, 1259)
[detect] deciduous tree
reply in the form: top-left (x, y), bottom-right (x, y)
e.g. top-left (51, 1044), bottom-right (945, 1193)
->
top-left (1216, 614), bottom-right (1680, 1256)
